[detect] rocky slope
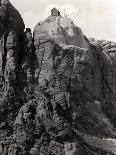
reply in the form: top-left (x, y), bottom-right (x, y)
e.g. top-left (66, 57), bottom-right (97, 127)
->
top-left (0, 2), bottom-right (116, 155)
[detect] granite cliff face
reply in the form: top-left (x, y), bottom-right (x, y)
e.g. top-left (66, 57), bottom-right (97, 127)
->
top-left (0, 2), bottom-right (116, 155)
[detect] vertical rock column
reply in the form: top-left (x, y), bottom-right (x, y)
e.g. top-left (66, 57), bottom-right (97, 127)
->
top-left (5, 31), bottom-right (18, 82)
top-left (34, 35), bottom-right (54, 84)
top-left (22, 28), bottom-right (35, 85)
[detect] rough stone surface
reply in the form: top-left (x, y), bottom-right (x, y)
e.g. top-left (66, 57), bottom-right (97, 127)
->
top-left (1, 4), bottom-right (116, 155)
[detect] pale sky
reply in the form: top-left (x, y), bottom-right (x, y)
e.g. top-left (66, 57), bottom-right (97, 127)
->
top-left (10, 0), bottom-right (116, 41)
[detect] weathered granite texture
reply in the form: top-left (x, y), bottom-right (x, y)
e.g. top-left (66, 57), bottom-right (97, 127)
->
top-left (1, 3), bottom-right (116, 155)
top-left (0, 0), bottom-right (26, 153)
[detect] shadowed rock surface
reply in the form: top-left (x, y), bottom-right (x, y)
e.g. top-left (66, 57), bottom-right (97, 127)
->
top-left (1, 3), bottom-right (116, 155)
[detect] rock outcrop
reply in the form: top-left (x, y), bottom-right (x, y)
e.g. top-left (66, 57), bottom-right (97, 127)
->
top-left (1, 3), bottom-right (116, 155)
top-left (0, 0), bottom-right (26, 153)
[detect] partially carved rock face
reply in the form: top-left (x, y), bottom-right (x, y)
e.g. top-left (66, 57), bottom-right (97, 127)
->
top-left (33, 14), bottom-right (89, 84)
top-left (1, 3), bottom-right (116, 155)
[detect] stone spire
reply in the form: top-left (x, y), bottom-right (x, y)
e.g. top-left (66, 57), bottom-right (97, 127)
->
top-left (51, 8), bottom-right (60, 16)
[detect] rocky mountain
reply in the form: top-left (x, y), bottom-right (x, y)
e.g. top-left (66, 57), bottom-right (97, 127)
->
top-left (0, 2), bottom-right (116, 154)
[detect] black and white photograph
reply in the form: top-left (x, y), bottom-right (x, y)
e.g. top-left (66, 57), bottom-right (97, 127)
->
top-left (0, 0), bottom-right (116, 154)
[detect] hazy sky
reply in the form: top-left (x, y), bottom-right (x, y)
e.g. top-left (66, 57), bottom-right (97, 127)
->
top-left (10, 0), bottom-right (116, 41)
